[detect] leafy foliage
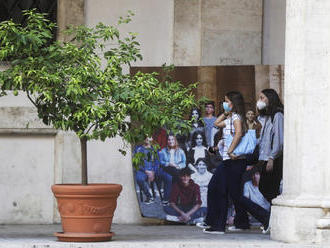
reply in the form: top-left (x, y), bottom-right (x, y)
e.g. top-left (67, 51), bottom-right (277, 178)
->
top-left (0, 9), bottom-right (197, 147)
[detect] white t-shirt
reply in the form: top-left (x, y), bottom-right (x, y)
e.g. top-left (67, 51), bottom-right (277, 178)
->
top-left (243, 181), bottom-right (270, 211)
top-left (191, 171), bottom-right (213, 207)
top-left (169, 149), bottom-right (175, 164)
top-left (193, 146), bottom-right (206, 163)
top-left (222, 113), bottom-right (241, 160)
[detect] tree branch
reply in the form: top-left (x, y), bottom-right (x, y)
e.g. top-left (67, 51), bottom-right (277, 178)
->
top-left (26, 91), bottom-right (38, 108)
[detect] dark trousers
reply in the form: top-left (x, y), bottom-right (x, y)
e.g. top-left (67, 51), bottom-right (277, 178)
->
top-left (205, 159), bottom-right (249, 231)
top-left (259, 155), bottom-right (283, 202)
top-left (156, 168), bottom-right (172, 201)
top-left (240, 196), bottom-right (270, 227)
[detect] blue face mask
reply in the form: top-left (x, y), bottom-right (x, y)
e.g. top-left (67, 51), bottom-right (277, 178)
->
top-left (223, 102), bottom-right (232, 112)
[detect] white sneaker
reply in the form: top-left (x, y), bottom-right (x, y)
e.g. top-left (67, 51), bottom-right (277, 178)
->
top-left (196, 222), bottom-right (210, 229)
top-left (165, 215), bottom-right (180, 222)
top-left (262, 225), bottom-right (270, 234)
top-left (227, 226), bottom-right (243, 232)
top-left (193, 217), bottom-right (205, 224)
top-left (203, 228), bottom-right (225, 234)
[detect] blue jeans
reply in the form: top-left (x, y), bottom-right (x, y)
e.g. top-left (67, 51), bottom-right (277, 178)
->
top-left (205, 159), bottom-right (249, 231)
top-left (155, 168), bottom-right (172, 201)
top-left (164, 205), bottom-right (207, 220)
top-left (136, 170), bottom-right (152, 199)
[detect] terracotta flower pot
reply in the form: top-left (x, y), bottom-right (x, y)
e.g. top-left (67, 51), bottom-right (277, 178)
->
top-left (51, 184), bottom-right (122, 242)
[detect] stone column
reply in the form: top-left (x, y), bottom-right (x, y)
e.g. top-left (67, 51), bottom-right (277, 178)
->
top-left (270, 0), bottom-right (330, 244)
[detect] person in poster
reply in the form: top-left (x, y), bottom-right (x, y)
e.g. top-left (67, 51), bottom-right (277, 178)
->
top-left (190, 158), bottom-right (213, 216)
top-left (203, 101), bottom-right (218, 147)
top-left (133, 137), bottom-right (160, 204)
top-left (159, 134), bottom-right (186, 205)
top-left (164, 167), bottom-right (204, 224)
top-left (186, 131), bottom-right (211, 172)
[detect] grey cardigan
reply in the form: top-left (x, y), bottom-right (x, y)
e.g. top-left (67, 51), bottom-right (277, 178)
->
top-left (258, 112), bottom-right (284, 161)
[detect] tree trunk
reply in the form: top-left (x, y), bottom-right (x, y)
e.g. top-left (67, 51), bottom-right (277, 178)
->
top-left (80, 137), bottom-right (88, 185)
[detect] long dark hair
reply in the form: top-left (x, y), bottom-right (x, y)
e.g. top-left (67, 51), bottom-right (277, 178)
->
top-left (189, 107), bottom-right (204, 127)
top-left (261, 89), bottom-right (284, 121)
top-left (191, 130), bottom-right (207, 147)
top-left (225, 91), bottom-right (247, 133)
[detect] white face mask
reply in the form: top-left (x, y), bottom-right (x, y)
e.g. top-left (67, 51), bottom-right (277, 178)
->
top-left (256, 100), bottom-right (267, 110)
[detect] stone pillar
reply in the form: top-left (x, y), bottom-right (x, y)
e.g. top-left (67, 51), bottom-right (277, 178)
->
top-left (57, 0), bottom-right (85, 42)
top-left (270, 0), bottom-right (330, 244)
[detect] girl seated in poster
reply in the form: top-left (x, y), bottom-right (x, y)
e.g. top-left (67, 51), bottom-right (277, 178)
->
top-left (159, 134), bottom-right (186, 205)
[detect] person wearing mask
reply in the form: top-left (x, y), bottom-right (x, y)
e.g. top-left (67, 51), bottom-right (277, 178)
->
top-left (256, 89), bottom-right (284, 202)
top-left (199, 91), bottom-right (250, 234)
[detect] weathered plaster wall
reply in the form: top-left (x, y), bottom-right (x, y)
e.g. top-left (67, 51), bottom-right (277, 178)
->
top-left (262, 0), bottom-right (286, 65)
top-left (84, 0), bottom-right (174, 224)
top-left (85, 0), bottom-right (174, 67)
top-left (0, 136), bottom-right (55, 224)
top-left (201, 0), bottom-right (262, 65)
top-left (173, 0), bottom-right (201, 65)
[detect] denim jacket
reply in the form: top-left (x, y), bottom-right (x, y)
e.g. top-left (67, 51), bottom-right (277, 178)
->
top-left (133, 145), bottom-right (160, 171)
top-left (159, 147), bottom-right (186, 169)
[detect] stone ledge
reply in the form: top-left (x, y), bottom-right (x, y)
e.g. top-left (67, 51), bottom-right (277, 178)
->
top-left (0, 128), bottom-right (57, 136)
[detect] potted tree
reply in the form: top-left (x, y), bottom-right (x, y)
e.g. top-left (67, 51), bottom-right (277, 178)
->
top-left (0, 10), bottom-right (197, 242)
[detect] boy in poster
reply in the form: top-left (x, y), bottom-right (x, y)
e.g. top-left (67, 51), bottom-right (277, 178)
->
top-left (164, 167), bottom-right (204, 224)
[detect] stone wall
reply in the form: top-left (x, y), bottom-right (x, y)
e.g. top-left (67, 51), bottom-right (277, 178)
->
top-left (174, 0), bottom-right (263, 66)
top-left (262, 0), bottom-right (286, 65)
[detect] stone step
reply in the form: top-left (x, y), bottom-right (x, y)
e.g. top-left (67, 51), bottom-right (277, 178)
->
top-left (0, 224), bottom-right (321, 248)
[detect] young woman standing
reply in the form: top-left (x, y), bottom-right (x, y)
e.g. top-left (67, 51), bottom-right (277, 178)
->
top-left (201, 91), bottom-right (250, 234)
top-left (256, 89), bottom-right (284, 202)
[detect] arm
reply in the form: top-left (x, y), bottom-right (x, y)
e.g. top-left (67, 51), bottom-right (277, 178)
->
top-left (266, 113), bottom-right (284, 172)
top-left (188, 163), bottom-right (197, 172)
top-left (186, 184), bottom-right (202, 217)
top-left (170, 202), bottom-right (185, 216)
top-left (214, 113), bottom-right (227, 128)
top-left (227, 118), bottom-right (243, 154)
top-left (159, 149), bottom-right (169, 167)
top-left (181, 185), bottom-right (202, 222)
top-left (269, 113), bottom-right (284, 160)
top-left (243, 182), bottom-right (250, 198)
top-left (186, 203), bottom-right (201, 218)
top-left (176, 149), bottom-right (186, 169)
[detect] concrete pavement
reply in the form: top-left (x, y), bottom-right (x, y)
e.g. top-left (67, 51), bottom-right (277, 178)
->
top-left (0, 224), bottom-right (325, 248)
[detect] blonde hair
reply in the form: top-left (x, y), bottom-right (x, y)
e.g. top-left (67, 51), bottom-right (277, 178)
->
top-left (167, 135), bottom-right (180, 150)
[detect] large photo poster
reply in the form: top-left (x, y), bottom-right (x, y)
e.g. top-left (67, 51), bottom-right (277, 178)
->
top-left (130, 65), bottom-right (284, 225)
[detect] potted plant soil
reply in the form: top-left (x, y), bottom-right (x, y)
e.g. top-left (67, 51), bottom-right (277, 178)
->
top-left (0, 10), bottom-right (197, 242)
